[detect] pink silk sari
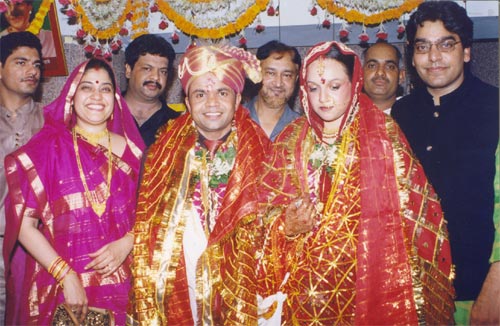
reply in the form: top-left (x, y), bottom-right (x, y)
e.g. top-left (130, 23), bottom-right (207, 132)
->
top-left (3, 60), bottom-right (144, 325)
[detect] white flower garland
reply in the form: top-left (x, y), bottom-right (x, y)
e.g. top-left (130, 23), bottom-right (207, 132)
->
top-left (79, 0), bottom-right (129, 30)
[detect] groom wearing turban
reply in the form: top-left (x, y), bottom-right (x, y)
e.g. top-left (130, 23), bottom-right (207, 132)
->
top-left (128, 44), bottom-right (270, 326)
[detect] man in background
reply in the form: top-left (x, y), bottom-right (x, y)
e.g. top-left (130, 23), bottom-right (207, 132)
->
top-left (0, 31), bottom-right (44, 325)
top-left (362, 42), bottom-right (405, 114)
top-left (391, 1), bottom-right (499, 324)
top-left (124, 34), bottom-right (180, 147)
top-left (244, 40), bottom-right (301, 141)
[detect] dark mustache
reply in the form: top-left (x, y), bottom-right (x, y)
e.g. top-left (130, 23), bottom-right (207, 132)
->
top-left (371, 76), bottom-right (389, 83)
top-left (143, 81), bottom-right (162, 90)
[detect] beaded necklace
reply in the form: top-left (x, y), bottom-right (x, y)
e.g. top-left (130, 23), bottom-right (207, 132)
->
top-left (72, 127), bottom-right (113, 217)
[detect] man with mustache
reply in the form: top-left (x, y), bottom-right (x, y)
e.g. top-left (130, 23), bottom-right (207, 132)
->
top-left (362, 42), bottom-right (405, 114)
top-left (0, 31), bottom-right (44, 325)
top-left (392, 1), bottom-right (499, 324)
top-left (124, 34), bottom-right (180, 147)
top-left (244, 40), bottom-right (301, 141)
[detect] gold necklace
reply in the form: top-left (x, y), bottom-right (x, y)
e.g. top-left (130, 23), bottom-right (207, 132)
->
top-left (74, 125), bottom-right (108, 146)
top-left (72, 127), bottom-right (113, 217)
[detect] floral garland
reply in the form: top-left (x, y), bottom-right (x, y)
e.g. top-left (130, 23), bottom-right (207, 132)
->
top-left (156, 0), bottom-right (269, 39)
top-left (72, 0), bottom-right (132, 39)
top-left (191, 133), bottom-right (237, 233)
top-left (316, 0), bottom-right (423, 25)
top-left (26, 0), bottom-right (53, 35)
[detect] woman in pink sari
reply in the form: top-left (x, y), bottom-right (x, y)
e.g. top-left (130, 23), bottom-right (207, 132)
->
top-left (3, 58), bottom-right (144, 325)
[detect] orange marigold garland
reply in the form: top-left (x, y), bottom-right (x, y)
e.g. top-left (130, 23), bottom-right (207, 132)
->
top-left (26, 0), bottom-right (53, 34)
top-left (317, 0), bottom-right (423, 26)
top-left (59, 0), bottom-right (136, 59)
top-left (156, 0), bottom-right (270, 39)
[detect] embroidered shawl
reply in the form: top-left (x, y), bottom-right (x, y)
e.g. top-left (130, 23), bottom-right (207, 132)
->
top-left (257, 41), bottom-right (455, 325)
top-left (129, 107), bottom-right (269, 325)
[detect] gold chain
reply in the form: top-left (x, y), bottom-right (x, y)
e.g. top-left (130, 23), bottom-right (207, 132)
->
top-left (72, 127), bottom-right (113, 217)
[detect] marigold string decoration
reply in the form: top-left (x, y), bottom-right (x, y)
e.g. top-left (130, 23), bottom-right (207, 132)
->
top-left (156, 0), bottom-right (270, 39)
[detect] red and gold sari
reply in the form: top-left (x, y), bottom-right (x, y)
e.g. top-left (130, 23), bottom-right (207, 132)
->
top-left (257, 41), bottom-right (455, 325)
top-left (3, 60), bottom-right (144, 325)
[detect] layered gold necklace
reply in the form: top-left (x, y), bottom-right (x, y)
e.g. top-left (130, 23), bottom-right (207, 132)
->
top-left (72, 127), bottom-right (113, 217)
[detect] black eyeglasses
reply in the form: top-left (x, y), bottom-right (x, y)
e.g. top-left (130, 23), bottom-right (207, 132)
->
top-left (414, 39), bottom-right (461, 54)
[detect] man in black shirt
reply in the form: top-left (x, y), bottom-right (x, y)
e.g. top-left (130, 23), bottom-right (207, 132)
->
top-left (391, 2), bottom-right (499, 324)
top-left (124, 34), bottom-right (180, 147)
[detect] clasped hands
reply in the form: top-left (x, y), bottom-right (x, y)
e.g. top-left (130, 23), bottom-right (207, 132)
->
top-left (284, 196), bottom-right (316, 237)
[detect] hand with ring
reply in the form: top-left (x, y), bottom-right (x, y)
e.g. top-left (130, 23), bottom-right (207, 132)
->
top-left (284, 196), bottom-right (315, 236)
top-left (84, 233), bottom-right (134, 278)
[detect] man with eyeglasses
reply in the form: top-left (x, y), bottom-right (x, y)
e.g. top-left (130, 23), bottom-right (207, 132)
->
top-left (392, 1), bottom-right (499, 325)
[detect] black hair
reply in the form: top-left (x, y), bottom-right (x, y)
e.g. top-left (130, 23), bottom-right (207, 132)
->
top-left (84, 58), bottom-right (117, 93)
top-left (256, 40), bottom-right (301, 68)
top-left (323, 46), bottom-right (355, 82)
top-left (124, 34), bottom-right (175, 78)
top-left (406, 1), bottom-right (473, 55)
top-left (0, 31), bottom-right (42, 65)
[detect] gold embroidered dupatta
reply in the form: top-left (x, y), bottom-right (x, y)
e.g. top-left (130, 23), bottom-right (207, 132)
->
top-left (129, 107), bottom-right (269, 325)
top-left (257, 41), bottom-right (455, 325)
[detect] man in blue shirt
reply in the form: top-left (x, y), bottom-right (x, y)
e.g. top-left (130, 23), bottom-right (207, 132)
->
top-left (244, 40), bottom-right (301, 141)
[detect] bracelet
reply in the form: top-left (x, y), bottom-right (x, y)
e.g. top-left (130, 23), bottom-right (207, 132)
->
top-left (48, 256), bottom-right (71, 283)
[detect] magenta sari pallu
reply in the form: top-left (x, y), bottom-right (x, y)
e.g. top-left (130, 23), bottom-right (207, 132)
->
top-left (3, 60), bottom-right (144, 326)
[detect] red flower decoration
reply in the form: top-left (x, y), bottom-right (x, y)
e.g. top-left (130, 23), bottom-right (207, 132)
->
top-left (58, 0), bottom-right (71, 6)
top-left (126, 12), bottom-right (133, 20)
top-left (111, 40), bottom-right (122, 52)
top-left (255, 24), bottom-right (265, 33)
top-left (239, 37), bottom-right (247, 46)
top-left (267, 6), bottom-right (275, 16)
top-left (103, 51), bottom-right (112, 60)
top-left (76, 29), bottom-right (86, 39)
top-left (150, 4), bottom-right (159, 13)
top-left (358, 33), bottom-right (370, 42)
top-left (159, 20), bottom-right (168, 30)
top-left (376, 31), bottom-right (388, 40)
top-left (322, 19), bottom-right (331, 29)
top-left (93, 48), bottom-right (102, 57)
top-left (171, 32), bottom-right (179, 44)
top-left (397, 25), bottom-right (405, 34)
top-left (84, 44), bottom-right (95, 54)
top-left (65, 8), bottom-right (77, 17)
top-left (119, 28), bottom-right (129, 36)
top-left (310, 6), bottom-right (317, 16)
top-left (0, 2), bottom-right (8, 13)
top-left (339, 29), bottom-right (349, 38)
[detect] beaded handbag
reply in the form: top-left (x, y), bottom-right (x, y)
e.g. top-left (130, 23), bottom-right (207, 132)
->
top-left (52, 304), bottom-right (114, 326)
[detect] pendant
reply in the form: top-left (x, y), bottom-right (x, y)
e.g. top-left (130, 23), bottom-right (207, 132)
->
top-left (92, 202), bottom-right (106, 217)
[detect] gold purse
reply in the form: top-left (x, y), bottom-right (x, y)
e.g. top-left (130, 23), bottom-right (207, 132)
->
top-left (52, 304), bottom-right (115, 326)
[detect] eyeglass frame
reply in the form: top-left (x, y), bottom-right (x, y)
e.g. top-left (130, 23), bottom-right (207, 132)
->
top-left (412, 37), bottom-right (462, 54)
